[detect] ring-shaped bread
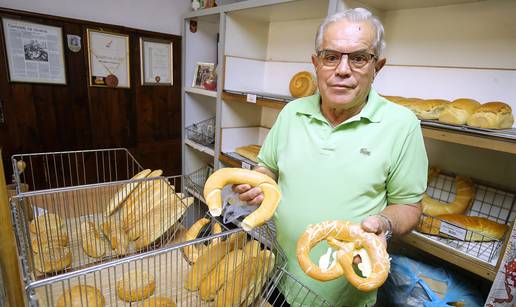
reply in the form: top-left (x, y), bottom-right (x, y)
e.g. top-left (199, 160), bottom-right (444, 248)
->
top-left (296, 220), bottom-right (390, 292)
top-left (203, 168), bottom-right (280, 231)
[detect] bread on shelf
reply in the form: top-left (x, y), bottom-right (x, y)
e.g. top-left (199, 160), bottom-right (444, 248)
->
top-left (29, 213), bottom-right (64, 234)
top-left (34, 245), bottom-right (72, 273)
top-left (31, 231), bottom-right (69, 254)
top-left (466, 101), bottom-right (514, 129)
top-left (438, 98), bottom-right (481, 125)
top-left (422, 177), bottom-right (476, 216)
top-left (116, 270), bottom-right (156, 302)
top-left (235, 145), bottom-right (261, 163)
top-left (56, 285), bottom-right (105, 307)
top-left (409, 99), bottom-right (449, 120)
top-left (417, 214), bottom-right (508, 241)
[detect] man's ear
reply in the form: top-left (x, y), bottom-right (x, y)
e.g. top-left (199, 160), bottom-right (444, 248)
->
top-left (311, 54), bottom-right (319, 69)
top-left (375, 58), bottom-right (386, 73)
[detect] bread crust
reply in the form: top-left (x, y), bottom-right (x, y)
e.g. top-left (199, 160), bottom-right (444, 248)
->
top-left (116, 270), bottom-right (156, 302)
top-left (467, 101), bottom-right (514, 129)
top-left (56, 285), bottom-right (105, 307)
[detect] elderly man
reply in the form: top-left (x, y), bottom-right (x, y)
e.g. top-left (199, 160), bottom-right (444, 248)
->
top-left (234, 7), bottom-right (428, 306)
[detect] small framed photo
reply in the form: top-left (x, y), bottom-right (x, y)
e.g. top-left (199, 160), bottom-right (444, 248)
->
top-left (140, 37), bottom-right (173, 86)
top-left (192, 62), bottom-right (215, 89)
top-left (87, 29), bottom-right (130, 88)
top-left (2, 18), bottom-right (66, 84)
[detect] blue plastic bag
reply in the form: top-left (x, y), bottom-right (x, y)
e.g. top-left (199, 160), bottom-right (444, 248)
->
top-left (378, 254), bottom-right (483, 306)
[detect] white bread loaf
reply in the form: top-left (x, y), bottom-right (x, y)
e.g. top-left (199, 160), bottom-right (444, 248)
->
top-left (466, 101), bottom-right (514, 129)
top-left (438, 98), bottom-right (481, 125)
top-left (409, 99), bottom-right (449, 120)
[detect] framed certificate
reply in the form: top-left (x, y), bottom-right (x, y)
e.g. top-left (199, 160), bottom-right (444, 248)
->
top-left (140, 37), bottom-right (173, 85)
top-left (87, 29), bottom-right (130, 88)
top-left (2, 18), bottom-right (66, 84)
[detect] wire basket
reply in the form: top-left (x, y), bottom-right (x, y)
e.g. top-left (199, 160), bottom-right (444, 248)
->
top-left (20, 215), bottom-right (287, 306)
top-left (11, 148), bottom-right (144, 193)
top-left (10, 176), bottom-right (194, 284)
top-left (415, 171), bottom-right (516, 265)
top-left (185, 165), bottom-right (214, 202)
top-left (186, 117), bottom-right (216, 147)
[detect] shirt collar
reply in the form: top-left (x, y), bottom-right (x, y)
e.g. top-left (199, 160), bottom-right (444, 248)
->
top-left (295, 89), bottom-right (385, 124)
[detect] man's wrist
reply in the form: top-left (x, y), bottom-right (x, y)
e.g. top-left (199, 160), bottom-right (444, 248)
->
top-left (376, 214), bottom-right (393, 240)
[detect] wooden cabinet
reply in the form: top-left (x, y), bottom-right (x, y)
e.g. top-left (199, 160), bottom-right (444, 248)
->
top-left (183, 0), bottom-right (516, 300)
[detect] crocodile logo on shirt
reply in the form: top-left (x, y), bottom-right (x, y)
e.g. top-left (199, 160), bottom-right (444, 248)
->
top-left (360, 148), bottom-right (371, 156)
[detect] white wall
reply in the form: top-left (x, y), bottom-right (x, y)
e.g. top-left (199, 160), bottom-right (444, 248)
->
top-left (0, 0), bottom-right (191, 35)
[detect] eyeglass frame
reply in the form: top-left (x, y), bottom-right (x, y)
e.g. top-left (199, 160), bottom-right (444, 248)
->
top-left (316, 49), bottom-right (378, 69)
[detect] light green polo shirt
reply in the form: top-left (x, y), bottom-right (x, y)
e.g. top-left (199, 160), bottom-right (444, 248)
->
top-left (257, 89), bottom-right (428, 307)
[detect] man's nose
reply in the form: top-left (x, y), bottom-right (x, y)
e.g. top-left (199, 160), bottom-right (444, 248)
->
top-left (335, 56), bottom-right (352, 76)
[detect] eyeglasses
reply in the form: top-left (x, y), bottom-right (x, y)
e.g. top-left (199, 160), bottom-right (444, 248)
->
top-left (317, 49), bottom-right (377, 69)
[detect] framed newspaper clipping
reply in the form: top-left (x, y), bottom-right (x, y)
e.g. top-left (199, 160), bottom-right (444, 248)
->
top-left (140, 37), bottom-right (173, 86)
top-left (2, 18), bottom-right (66, 84)
top-left (87, 29), bottom-right (130, 88)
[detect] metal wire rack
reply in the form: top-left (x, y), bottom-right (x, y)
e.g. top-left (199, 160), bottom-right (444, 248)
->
top-left (10, 176), bottom-right (194, 282)
top-left (185, 117), bottom-right (216, 147)
top-left (11, 148), bottom-right (144, 193)
top-left (19, 216), bottom-right (287, 306)
top-left (416, 171), bottom-right (516, 265)
top-left (185, 165), bottom-right (214, 202)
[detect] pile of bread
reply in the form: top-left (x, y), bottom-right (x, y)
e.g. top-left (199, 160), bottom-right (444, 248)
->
top-left (183, 218), bottom-right (276, 306)
top-left (29, 169), bottom-right (193, 274)
top-left (55, 270), bottom-right (175, 307)
top-left (383, 95), bottom-right (514, 129)
top-left (417, 167), bottom-right (508, 241)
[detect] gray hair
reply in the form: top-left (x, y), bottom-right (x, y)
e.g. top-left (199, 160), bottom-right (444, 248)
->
top-left (315, 8), bottom-right (385, 58)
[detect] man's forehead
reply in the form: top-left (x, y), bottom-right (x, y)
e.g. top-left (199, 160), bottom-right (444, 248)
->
top-left (322, 19), bottom-right (375, 46)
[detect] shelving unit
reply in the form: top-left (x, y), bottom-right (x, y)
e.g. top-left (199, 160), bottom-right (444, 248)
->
top-left (183, 0), bottom-right (516, 303)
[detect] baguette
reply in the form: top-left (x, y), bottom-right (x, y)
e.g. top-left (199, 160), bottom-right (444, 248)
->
top-left (422, 176), bottom-right (476, 216)
top-left (215, 250), bottom-right (275, 307)
top-left (185, 232), bottom-right (247, 291)
top-left (116, 270), bottom-right (155, 302)
top-left (438, 98), bottom-right (481, 125)
top-left (183, 218), bottom-right (211, 263)
top-left (235, 145), bottom-right (261, 163)
top-left (199, 240), bottom-right (262, 301)
top-left (80, 222), bottom-right (107, 258)
top-left (120, 171), bottom-right (164, 225)
top-left (133, 196), bottom-right (194, 249)
top-left (417, 214), bottom-right (508, 241)
top-left (466, 101), bottom-right (514, 129)
top-left (105, 169), bottom-right (151, 215)
top-left (29, 213), bottom-right (64, 234)
top-left (56, 285), bottom-right (105, 307)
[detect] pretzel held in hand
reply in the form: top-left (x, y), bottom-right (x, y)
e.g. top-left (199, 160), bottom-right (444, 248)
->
top-left (296, 220), bottom-right (390, 292)
top-left (203, 168), bottom-right (280, 231)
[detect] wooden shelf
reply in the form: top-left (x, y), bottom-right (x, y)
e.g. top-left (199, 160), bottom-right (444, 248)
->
top-left (184, 87), bottom-right (217, 98)
top-left (218, 152), bottom-right (257, 169)
top-left (222, 91), bottom-right (288, 110)
top-left (185, 139), bottom-right (215, 156)
top-left (401, 231), bottom-right (498, 281)
top-left (421, 126), bottom-right (516, 154)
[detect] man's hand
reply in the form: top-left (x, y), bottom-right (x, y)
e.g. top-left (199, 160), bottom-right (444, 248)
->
top-left (231, 184), bottom-right (264, 205)
top-left (361, 215), bottom-right (389, 248)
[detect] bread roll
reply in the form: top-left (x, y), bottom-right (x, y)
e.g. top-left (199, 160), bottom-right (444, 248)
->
top-left (101, 219), bottom-right (129, 256)
top-left (417, 214), bottom-right (508, 241)
top-left (116, 270), bottom-right (156, 302)
top-left (466, 101), bottom-right (514, 129)
top-left (235, 145), bottom-right (261, 163)
top-left (34, 245), bottom-right (71, 273)
top-left (438, 98), bottom-right (481, 125)
top-left (141, 296), bottom-right (176, 307)
top-left (29, 213), bottom-right (64, 234)
top-left (80, 222), bottom-right (107, 258)
top-left (31, 231), bottom-right (69, 254)
top-left (56, 285), bottom-right (105, 307)
top-left (409, 99), bottom-right (449, 120)
top-left (289, 71), bottom-right (317, 98)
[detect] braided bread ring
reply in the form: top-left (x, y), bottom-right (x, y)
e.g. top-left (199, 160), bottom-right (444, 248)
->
top-left (203, 168), bottom-right (280, 231)
top-left (296, 220), bottom-right (390, 292)
top-left (289, 71), bottom-right (317, 98)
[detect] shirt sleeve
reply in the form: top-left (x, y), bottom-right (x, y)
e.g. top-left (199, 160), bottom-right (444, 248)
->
top-left (257, 112), bottom-right (283, 173)
top-left (386, 121), bottom-right (428, 205)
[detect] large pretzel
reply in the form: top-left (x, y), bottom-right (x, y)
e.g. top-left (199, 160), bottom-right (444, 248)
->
top-left (203, 168), bottom-right (280, 231)
top-left (296, 221), bottom-right (390, 292)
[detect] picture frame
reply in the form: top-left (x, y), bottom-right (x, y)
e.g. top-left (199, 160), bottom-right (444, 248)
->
top-left (86, 29), bottom-right (130, 88)
top-left (2, 18), bottom-right (66, 85)
top-left (192, 62), bottom-right (215, 89)
top-left (139, 37), bottom-right (173, 86)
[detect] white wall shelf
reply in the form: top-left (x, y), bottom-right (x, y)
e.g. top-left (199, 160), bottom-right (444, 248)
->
top-left (185, 86), bottom-right (217, 98)
top-left (185, 139), bottom-right (215, 157)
